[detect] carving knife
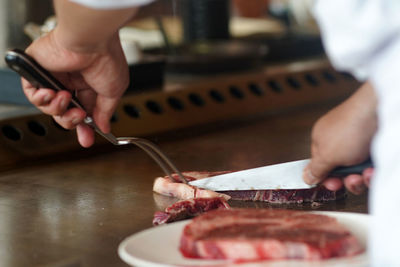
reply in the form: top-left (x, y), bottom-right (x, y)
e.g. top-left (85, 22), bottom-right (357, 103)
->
top-left (189, 158), bottom-right (373, 191)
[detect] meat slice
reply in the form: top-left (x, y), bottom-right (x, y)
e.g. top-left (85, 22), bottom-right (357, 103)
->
top-left (152, 172), bottom-right (231, 225)
top-left (153, 172), bottom-right (231, 201)
top-left (152, 197), bottom-right (230, 225)
top-left (223, 186), bottom-right (347, 203)
top-left (180, 209), bottom-right (363, 261)
top-left (153, 171), bottom-right (346, 203)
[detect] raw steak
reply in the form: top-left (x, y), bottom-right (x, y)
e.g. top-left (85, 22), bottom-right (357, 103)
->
top-left (223, 186), bottom-right (346, 203)
top-left (152, 197), bottom-right (230, 225)
top-left (153, 171), bottom-right (346, 203)
top-left (153, 172), bottom-right (231, 201)
top-left (180, 209), bottom-right (363, 261)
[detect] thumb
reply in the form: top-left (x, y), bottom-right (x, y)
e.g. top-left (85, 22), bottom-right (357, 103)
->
top-left (303, 158), bottom-right (335, 185)
top-left (93, 95), bottom-right (120, 133)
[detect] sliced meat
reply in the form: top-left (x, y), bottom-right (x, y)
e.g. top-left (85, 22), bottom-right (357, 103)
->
top-left (152, 197), bottom-right (230, 225)
top-left (180, 209), bottom-right (363, 261)
top-left (153, 173), bottom-right (230, 201)
top-left (223, 186), bottom-right (347, 203)
top-left (153, 171), bottom-right (346, 203)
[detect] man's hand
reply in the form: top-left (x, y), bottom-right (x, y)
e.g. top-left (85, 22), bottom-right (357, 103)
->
top-left (21, 0), bottom-right (137, 147)
top-left (303, 82), bottom-right (377, 194)
top-left (23, 31), bottom-right (128, 147)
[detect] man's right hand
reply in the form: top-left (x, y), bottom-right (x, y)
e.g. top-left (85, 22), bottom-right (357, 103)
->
top-left (302, 82), bottom-right (377, 195)
top-left (23, 30), bottom-right (129, 147)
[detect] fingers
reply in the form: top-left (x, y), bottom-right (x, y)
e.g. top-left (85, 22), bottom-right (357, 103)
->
top-left (304, 160), bottom-right (372, 194)
top-left (362, 167), bottom-right (374, 187)
top-left (53, 109), bottom-right (95, 147)
top-left (322, 175), bottom-right (367, 195)
top-left (314, 173), bottom-right (368, 195)
top-left (76, 124), bottom-right (95, 148)
top-left (22, 78), bottom-right (72, 115)
top-left (303, 158), bottom-right (334, 185)
top-left (22, 77), bottom-right (54, 105)
top-left (53, 108), bottom-right (86, 129)
top-left (22, 75), bottom-right (109, 148)
top-left (93, 95), bottom-right (120, 133)
top-left (23, 85), bottom-right (56, 107)
top-left (343, 168), bottom-right (373, 195)
top-left (317, 172), bottom-right (372, 195)
top-left (322, 178), bottom-right (343, 191)
top-left (343, 174), bottom-right (367, 195)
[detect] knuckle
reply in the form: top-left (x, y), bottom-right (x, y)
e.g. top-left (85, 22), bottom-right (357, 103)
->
top-left (53, 117), bottom-right (75, 130)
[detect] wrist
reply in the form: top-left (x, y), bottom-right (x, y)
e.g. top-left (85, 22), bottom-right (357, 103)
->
top-left (52, 0), bottom-right (137, 54)
top-left (52, 26), bottom-right (112, 53)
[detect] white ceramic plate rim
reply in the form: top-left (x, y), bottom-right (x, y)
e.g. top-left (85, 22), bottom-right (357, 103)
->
top-left (118, 211), bottom-right (370, 267)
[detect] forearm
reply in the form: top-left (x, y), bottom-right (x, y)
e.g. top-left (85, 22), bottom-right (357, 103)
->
top-left (53, 0), bottom-right (138, 52)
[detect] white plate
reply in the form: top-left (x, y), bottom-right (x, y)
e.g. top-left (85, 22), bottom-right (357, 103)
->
top-left (118, 211), bottom-right (369, 267)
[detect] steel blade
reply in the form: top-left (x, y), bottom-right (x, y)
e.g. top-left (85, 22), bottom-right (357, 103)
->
top-left (189, 159), bottom-right (314, 191)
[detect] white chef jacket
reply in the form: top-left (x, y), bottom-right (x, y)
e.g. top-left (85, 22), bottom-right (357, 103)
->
top-left (69, 0), bottom-right (154, 9)
top-left (314, 1), bottom-right (400, 266)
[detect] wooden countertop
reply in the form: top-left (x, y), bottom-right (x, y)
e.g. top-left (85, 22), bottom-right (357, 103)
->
top-left (0, 102), bottom-right (368, 267)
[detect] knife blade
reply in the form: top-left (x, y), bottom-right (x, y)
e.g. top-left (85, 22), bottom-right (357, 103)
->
top-left (189, 158), bottom-right (373, 191)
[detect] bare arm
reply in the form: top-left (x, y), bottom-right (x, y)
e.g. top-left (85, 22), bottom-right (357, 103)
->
top-left (53, 0), bottom-right (137, 52)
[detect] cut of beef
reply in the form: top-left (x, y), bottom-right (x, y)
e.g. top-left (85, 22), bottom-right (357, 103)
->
top-left (223, 186), bottom-right (346, 203)
top-left (180, 209), bottom-right (363, 261)
top-left (153, 171), bottom-right (346, 203)
top-left (153, 172), bottom-right (231, 201)
top-left (152, 197), bottom-right (230, 225)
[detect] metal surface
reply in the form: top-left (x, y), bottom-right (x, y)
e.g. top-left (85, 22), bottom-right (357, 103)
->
top-left (189, 158), bottom-right (373, 191)
top-left (0, 103), bottom-right (368, 267)
top-left (190, 159), bottom-right (313, 190)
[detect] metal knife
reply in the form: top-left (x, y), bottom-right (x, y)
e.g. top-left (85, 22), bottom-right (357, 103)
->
top-left (189, 158), bottom-right (373, 191)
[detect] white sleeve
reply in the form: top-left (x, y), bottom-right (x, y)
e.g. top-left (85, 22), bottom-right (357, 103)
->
top-left (313, 0), bottom-right (400, 80)
top-left (314, 1), bottom-right (400, 266)
top-left (69, 0), bottom-right (154, 9)
top-left (368, 37), bottom-right (400, 267)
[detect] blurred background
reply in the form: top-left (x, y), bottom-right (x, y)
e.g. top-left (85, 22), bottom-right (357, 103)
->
top-left (0, 0), bottom-right (321, 103)
top-left (0, 3), bottom-right (366, 266)
top-left (0, 0), bottom-right (357, 169)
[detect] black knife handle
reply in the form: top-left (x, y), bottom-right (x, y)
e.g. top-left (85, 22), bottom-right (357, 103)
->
top-left (4, 48), bottom-right (85, 111)
top-left (329, 158), bottom-right (373, 177)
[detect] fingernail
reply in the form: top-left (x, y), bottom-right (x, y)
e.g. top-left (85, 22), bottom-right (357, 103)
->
top-left (364, 176), bottom-right (371, 187)
top-left (353, 184), bottom-right (366, 195)
top-left (306, 169), bottom-right (319, 184)
top-left (72, 117), bottom-right (81, 125)
top-left (60, 99), bottom-right (68, 111)
top-left (43, 94), bottom-right (52, 104)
